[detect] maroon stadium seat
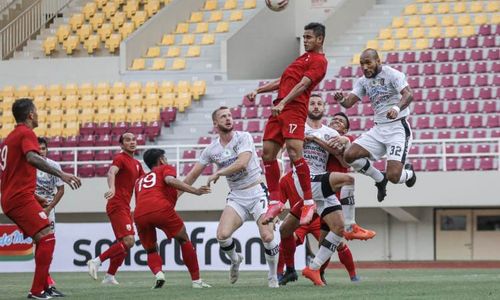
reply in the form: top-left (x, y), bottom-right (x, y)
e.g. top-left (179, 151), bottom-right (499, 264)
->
top-left (202, 164), bottom-right (213, 175)
top-left (460, 87), bottom-right (474, 100)
top-left (444, 89), bottom-right (457, 101)
top-left (413, 102), bottom-right (426, 115)
top-left (413, 89), bottom-right (423, 102)
top-left (405, 64), bottom-right (419, 76)
top-left (407, 77), bottom-right (420, 89)
top-left (448, 37), bottom-right (462, 49)
top-left (478, 24), bottom-right (491, 36)
top-left (464, 102), bottom-right (479, 114)
top-left (182, 163), bottom-right (195, 176)
top-left (242, 95), bottom-right (255, 107)
top-left (47, 136), bottom-right (63, 148)
top-left (339, 79), bottom-right (353, 90)
top-left (63, 136), bottom-right (78, 147)
top-left (492, 129), bottom-right (500, 138)
top-left (427, 89), bottom-right (440, 101)
top-left (436, 50), bottom-right (449, 62)
top-left (432, 38), bottom-right (445, 49)
top-left (328, 104), bottom-right (341, 115)
top-left (80, 122), bottom-right (96, 135)
top-left (469, 115), bottom-right (483, 128)
top-left (129, 121), bottom-right (145, 135)
top-left (361, 104), bottom-right (373, 116)
top-left (447, 101), bottom-right (463, 114)
top-left (437, 131), bottom-right (451, 139)
top-left (423, 64), bottom-right (436, 75)
top-left (486, 115), bottom-right (499, 128)
top-left (455, 130), bottom-right (469, 139)
top-left (458, 144), bottom-right (472, 155)
top-left (338, 66), bottom-right (352, 78)
top-left (472, 130), bottom-right (487, 139)
top-left (259, 94), bottom-right (273, 106)
top-left (425, 159), bottom-right (440, 171)
top-left (233, 120), bottom-right (243, 131)
top-left (349, 118), bottom-right (361, 131)
top-left (365, 119), bottom-right (375, 129)
top-left (478, 87), bottom-right (492, 100)
top-left (445, 144), bottom-right (455, 154)
top-left (246, 120), bottom-right (260, 132)
top-left (453, 50), bottom-right (467, 62)
top-left (483, 101), bottom-right (497, 113)
top-left (95, 150), bottom-right (112, 161)
top-left (479, 158), bottom-right (495, 171)
top-left (470, 49), bottom-right (483, 61)
top-left (95, 134), bottom-right (112, 146)
top-left (451, 115), bottom-right (465, 128)
top-left (456, 62), bottom-right (469, 74)
top-left (457, 75), bottom-right (471, 87)
top-left (423, 145), bottom-right (437, 154)
top-left (345, 106), bottom-right (358, 116)
top-left (441, 76), bottom-right (454, 88)
top-left (477, 144), bottom-right (491, 153)
top-left (410, 159), bottom-right (423, 172)
top-left (493, 75), bottom-right (500, 86)
top-left (439, 63), bottom-right (453, 75)
top-left (419, 51), bottom-right (432, 63)
top-left (111, 121), bottom-right (128, 136)
top-left (473, 62), bottom-right (487, 73)
top-left (62, 150), bottom-right (75, 161)
top-left (95, 164), bottom-right (110, 177)
top-left (482, 36), bottom-right (496, 48)
top-left (62, 165), bottom-right (75, 175)
top-left (198, 136), bottom-right (212, 144)
top-left (423, 77), bottom-right (436, 88)
top-left (434, 116), bottom-right (447, 129)
top-left (78, 150), bottom-right (94, 161)
top-left (461, 158), bottom-right (475, 171)
top-left (47, 151), bottom-right (62, 161)
top-left (409, 145), bottom-right (420, 155)
top-left (465, 36), bottom-right (478, 48)
top-left (322, 79), bottom-right (336, 91)
top-left (386, 52), bottom-right (399, 64)
top-left (446, 158), bottom-right (458, 171)
top-left (416, 116), bottom-right (430, 129)
top-left (182, 150), bottom-right (196, 159)
top-left (78, 135), bottom-right (95, 147)
top-left (136, 134), bottom-right (146, 145)
top-left (261, 107), bottom-right (271, 118)
top-left (419, 131), bottom-right (434, 139)
top-left (78, 164), bottom-right (95, 178)
top-left (95, 122), bottom-right (112, 136)
top-left (252, 135), bottom-right (262, 144)
top-left (402, 52), bottom-right (416, 63)
top-left (430, 102), bottom-right (443, 114)
top-left (243, 107), bottom-right (258, 119)
top-left (492, 62), bottom-right (500, 73)
top-left (474, 74), bottom-right (488, 87)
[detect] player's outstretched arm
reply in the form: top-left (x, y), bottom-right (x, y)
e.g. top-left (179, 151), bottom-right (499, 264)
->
top-left (245, 78), bottom-right (280, 102)
top-left (207, 152), bottom-right (251, 187)
top-left (165, 176), bottom-right (211, 196)
top-left (104, 166), bottom-right (119, 200)
top-left (183, 162), bottom-right (205, 186)
top-left (26, 151), bottom-right (81, 189)
top-left (272, 77), bottom-right (312, 116)
top-left (334, 90), bottom-right (360, 109)
top-left (387, 86), bottom-right (414, 119)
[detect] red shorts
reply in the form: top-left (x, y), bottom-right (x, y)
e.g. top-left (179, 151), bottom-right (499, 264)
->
top-left (263, 109), bottom-right (307, 146)
top-left (289, 201), bottom-right (327, 235)
top-left (294, 218), bottom-right (321, 245)
top-left (107, 208), bottom-right (135, 239)
top-left (134, 208), bottom-right (184, 250)
top-left (5, 198), bottom-right (50, 238)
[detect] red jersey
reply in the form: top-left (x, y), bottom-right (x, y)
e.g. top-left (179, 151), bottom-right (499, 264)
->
top-left (107, 152), bottom-right (144, 213)
top-left (276, 52), bottom-right (327, 115)
top-left (279, 172), bottom-right (302, 208)
top-left (0, 124), bottom-right (40, 213)
top-left (134, 164), bottom-right (177, 218)
top-left (326, 135), bottom-right (355, 173)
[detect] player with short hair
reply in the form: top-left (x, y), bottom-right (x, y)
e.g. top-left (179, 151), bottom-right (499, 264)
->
top-left (87, 133), bottom-right (144, 284)
top-left (0, 98), bottom-right (81, 299)
top-left (184, 107), bottom-right (280, 288)
top-left (245, 22), bottom-right (328, 225)
top-left (35, 137), bottom-right (65, 297)
top-left (135, 148), bottom-right (211, 289)
top-left (334, 48), bottom-right (416, 202)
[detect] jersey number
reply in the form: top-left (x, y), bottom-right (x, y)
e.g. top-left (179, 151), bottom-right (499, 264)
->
top-left (137, 173), bottom-right (156, 192)
top-left (389, 145), bottom-right (402, 157)
top-left (0, 146), bottom-right (7, 171)
top-left (289, 124), bottom-right (298, 134)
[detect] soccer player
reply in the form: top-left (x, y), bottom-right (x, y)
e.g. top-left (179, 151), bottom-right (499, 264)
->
top-left (333, 48), bottom-right (416, 202)
top-left (87, 133), bottom-right (144, 284)
top-left (35, 137), bottom-right (65, 297)
top-left (0, 99), bottom-right (81, 299)
top-left (134, 149), bottom-right (211, 289)
top-left (184, 107), bottom-right (280, 288)
top-left (245, 22), bottom-right (328, 225)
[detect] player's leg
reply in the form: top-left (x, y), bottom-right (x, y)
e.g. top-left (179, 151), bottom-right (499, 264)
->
top-left (256, 215), bottom-right (280, 288)
top-left (216, 204), bottom-right (244, 283)
top-left (337, 241), bottom-right (359, 282)
top-left (278, 207), bottom-right (301, 285)
top-left (44, 210), bottom-right (64, 297)
top-left (385, 118), bottom-right (416, 186)
top-left (262, 116), bottom-right (285, 204)
top-left (135, 214), bottom-right (165, 289)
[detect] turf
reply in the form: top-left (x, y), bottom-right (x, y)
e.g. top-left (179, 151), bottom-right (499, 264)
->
top-left (1, 269), bottom-right (499, 300)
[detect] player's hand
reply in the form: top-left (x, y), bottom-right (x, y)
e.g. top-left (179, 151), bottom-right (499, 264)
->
top-left (304, 135), bottom-right (315, 142)
top-left (207, 173), bottom-right (220, 187)
top-left (195, 185), bottom-right (211, 195)
top-left (327, 136), bottom-right (348, 149)
top-left (60, 172), bottom-right (82, 190)
top-left (271, 103), bottom-right (285, 116)
top-left (43, 206), bottom-right (53, 215)
top-left (35, 194), bottom-right (49, 207)
top-left (104, 188), bottom-right (115, 200)
top-left (245, 90), bottom-right (258, 102)
top-left (333, 90), bottom-right (346, 103)
top-left (386, 107), bottom-right (399, 119)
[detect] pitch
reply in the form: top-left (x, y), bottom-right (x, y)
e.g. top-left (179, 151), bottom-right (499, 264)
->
top-left (1, 269), bottom-right (499, 299)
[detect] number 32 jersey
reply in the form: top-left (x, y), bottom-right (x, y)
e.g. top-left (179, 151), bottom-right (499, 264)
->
top-left (134, 164), bottom-right (177, 218)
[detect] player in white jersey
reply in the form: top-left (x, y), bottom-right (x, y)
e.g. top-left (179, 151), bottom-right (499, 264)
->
top-left (183, 107), bottom-right (280, 288)
top-left (35, 137), bottom-right (65, 297)
top-left (334, 48), bottom-right (416, 202)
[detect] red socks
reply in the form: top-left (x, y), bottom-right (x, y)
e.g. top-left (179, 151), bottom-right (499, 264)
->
top-left (292, 158), bottom-right (312, 200)
top-left (337, 244), bottom-right (356, 278)
top-left (280, 235), bottom-right (296, 269)
top-left (31, 233), bottom-right (55, 295)
top-left (277, 243), bottom-right (285, 274)
top-left (147, 252), bottom-right (163, 275)
top-left (108, 251), bottom-right (127, 275)
top-left (264, 160), bottom-right (282, 201)
top-left (99, 241), bottom-right (127, 262)
top-left (46, 274), bottom-right (56, 287)
top-left (181, 242), bottom-right (200, 281)
top-left (320, 258), bottom-right (331, 273)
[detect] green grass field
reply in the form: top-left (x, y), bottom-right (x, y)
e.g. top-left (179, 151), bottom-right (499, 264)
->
top-left (1, 269), bottom-right (499, 300)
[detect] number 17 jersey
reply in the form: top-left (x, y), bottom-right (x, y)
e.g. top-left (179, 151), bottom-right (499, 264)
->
top-left (134, 164), bottom-right (177, 218)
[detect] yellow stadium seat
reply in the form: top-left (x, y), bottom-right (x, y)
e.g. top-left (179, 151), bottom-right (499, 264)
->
top-left (95, 108), bottom-right (111, 123)
top-left (143, 93), bottom-right (160, 107)
top-left (395, 28), bottom-right (408, 39)
top-left (79, 83), bottom-right (94, 96)
top-left (175, 80), bottom-right (191, 93)
top-left (378, 28), bottom-right (392, 39)
top-left (165, 46), bottom-right (180, 57)
top-left (110, 107), bottom-right (127, 122)
top-left (47, 96), bottom-right (63, 110)
top-left (403, 4), bottom-right (418, 15)
top-left (145, 0), bottom-right (160, 16)
top-left (124, 0), bottom-right (139, 18)
top-left (95, 82), bottom-right (110, 96)
top-left (200, 33), bottom-right (215, 45)
top-left (150, 58), bottom-right (166, 70)
top-left (15, 85), bottom-right (30, 98)
top-left (365, 40), bottom-right (379, 50)
top-left (170, 58), bottom-right (186, 70)
top-left (444, 26), bottom-right (457, 38)
top-left (215, 22), bottom-right (229, 33)
top-left (188, 11), bottom-right (204, 23)
top-left (174, 92), bottom-right (191, 112)
top-left (132, 11), bottom-right (147, 27)
top-left (380, 40), bottom-right (395, 51)
top-left (105, 33), bottom-right (122, 53)
top-left (63, 95), bottom-right (79, 109)
top-left (69, 13), bottom-right (84, 31)
top-left (469, 2), bottom-right (483, 13)
top-left (457, 14), bottom-right (471, 26)
top-left (79, 95), bottom-right (95, 109)
top-left (95, 0), bottom-right (106, 9)
top-left (174, 23), bottom-right (189, 34)
top-left (130, 58), bottom-right (145, 70)
top-left (63, 83), bottom-right (78, 96)
top-left (486, 1), bottom-right (499, 12)
top-left (415, 38), bottom-right (429, 50)
top-left (179, 34), bottom-right (195, 45)
top-left (62, 123), bottom-right (79, 137)
top-left (397, 39), bottom-right (412, 50)
top-left (159, 92), bottom-right (175, 107)
top-left (42, 36), bottom-right (57, 55)
top-left (31, 85), bottom-right (46, 97)
top-left (186, 45), bottom-right (201, 57)
top-left (33, 96), bottom-right (47, 110)
top-left (145, 46), bottom-right (161, 58)
top-left (436, 3), bottom-right (450, 14)
top-left (89, 12), bottom-right (105, 30)
top-left (110, 94), bottom-right (126, 109)
top-left (208, 11), bottom-right (223, 22)
top-left (419, 4), bottom-right (434, 14)
top-left (424, 15), bottom-right (438, 27)
top-left (62, 108), bottom-right (79, 122)
top-left (96, 94), bottom-right (111, 108)
top-left (98, 23), bottom-right (113, 40)
top-left (229, 10), bottom-right (243, 21)
top-left (159, 34), bottom-right (175, 45)
top-left (47, 84), bottom-right (63, 97)
top-left (460, 26), bottom-right (475, 37)
top-left (223, 0), bottom-right (237, 10)
top-left (350, 53), bottom-right (360, 65)
top-left (159, 81), bottom-right (174, 94)
top-left (120, 22), bottom-right (136, 39)
top-left (128, 93), bottom-right (143, 108)
top-left (56, 25), bottom-right (70, 43)
top-left (63, 35), bottom-right (80, 55)
top-left (473, 14), bottom-right (487, 25)
top-left (491, 14), bottom-right (500, 24)
top-left (0, 86), bottom-right (14, 98)
top-left (78, 108), bottom-right (95, 123)
top-left (77, 24), bottom-right (92, 40)
top-left (144, 81), bottom-right (159, 94)
top-left (32, 125), bottom-right (46, 137)
top-left (82, 2), bottom-right (97, 20)
top-left (243, 0), bottom-right (256, 9)
top-left (111, 81), bottom-right (126, 96)
top-left (48, 109), bottom-right (63, 123)
top-left (128, 81), bottom-right (142, 96)
top-left (392, 16), bottom-right (404, 28)
top-left (194, 22), bottom-right (209, 33)
top-left (411, 27), bottom-right (425, 39)
top-left (192, 80), bottom-right (206, 100)
top-left (453, 2), bottom-right (465, 14)
top-left (427, 27), bottom-right (441, 38)
top-left (203, 0), bottom-right (217, 11)
top-left (103, 2), bottom-right (118, 19)
top-left (49, 123), bottom-right (64, 137)
top-left (111, 11), bottom-right (126, 30)
top-left (441, 15), bottom-right (454, 26)
top-left (407, 16), bottom-right (421, 27)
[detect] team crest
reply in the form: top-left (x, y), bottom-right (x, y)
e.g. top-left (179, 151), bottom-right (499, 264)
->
top-left (38, 212), bottom-right (48, 219)
top-left (126, 224), bottom-right (132, 231)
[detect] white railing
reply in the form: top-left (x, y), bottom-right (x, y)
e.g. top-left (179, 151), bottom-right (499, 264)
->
top-left (48, 138), bottom-right (500, 176)
top-left (0, 0), bottom-right (17, 14)
top-left (0, 0), bottom-right (71, 59)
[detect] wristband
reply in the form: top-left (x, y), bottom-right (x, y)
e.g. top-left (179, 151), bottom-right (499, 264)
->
top-left (392, 106), bottom-right (400, 113)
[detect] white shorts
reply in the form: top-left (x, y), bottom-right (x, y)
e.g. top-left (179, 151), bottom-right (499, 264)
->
top-left (354, 118), bottom-right (412, 162)
top-left (226, 183), bottom-right (269, 222)
top-left (292, 172), bottom-right (341, 217)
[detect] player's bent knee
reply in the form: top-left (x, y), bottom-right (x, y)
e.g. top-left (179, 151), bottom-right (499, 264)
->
top-left (343, 149), bottom-right (356, 164)
top-left (260, 232), bottom-right (274, 244)
top-left (386, 169), bottom-right (402, 184)
top-left (122, 235), bottom-right (135, 248)
top-left (216, 231), bottom-right (232, 241)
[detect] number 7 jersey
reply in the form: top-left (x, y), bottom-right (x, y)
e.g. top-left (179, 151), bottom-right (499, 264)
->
top-left (134, 164), bottom-right (178, 218)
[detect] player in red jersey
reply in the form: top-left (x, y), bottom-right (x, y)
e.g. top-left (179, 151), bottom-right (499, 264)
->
top-left (134, 148), bottom-right (211, 289)
top-left (327, 112), bottom-right (376, 241)
top-left (87, 133), bottom-right (144, 284)
top-left (245, 22), bottom-right (328, 225)
top-left (0, 99), bottom-right (81, 299)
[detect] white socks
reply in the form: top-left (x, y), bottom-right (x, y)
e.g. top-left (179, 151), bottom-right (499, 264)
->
top-left (340, 185), bottom-right (356, 231)
top-left (398, 169), bottom-right (414, 184)
top-left (218, 238), bottom-right (240, 263)
top-left (350, 158), bottom-right (384, 182)
top-left (310, 231), bottom-right (343, 270)
top-left (263, 240), bottom-right (279, 279)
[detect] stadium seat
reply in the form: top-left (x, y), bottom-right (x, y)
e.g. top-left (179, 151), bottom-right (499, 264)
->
top-left (243, 0), bottom-right (256, 9)
top-left (120, 22), bottom-right (136, 38)
top-left (200, 33), bottom-right (215, 45)
top-left (83, 34), bottom-right (100, 54)
top-left (150, 58), bottom-right (166, 70)
top-left (194, 22), bottom-right (209, 33)
top-left (180, 34), bottom-right (195, 45)
top-left (130, 58), bottom-right (145, 70)
top-left (229, 10), bottom-right (243, 21)
top-left (111, 11), bottom-right (126, 29)
top-left (424, 15), bottom-right (438, 27)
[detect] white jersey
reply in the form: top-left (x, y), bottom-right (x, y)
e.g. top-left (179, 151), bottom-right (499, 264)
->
top-left (199, 131), bottom-right (262, 190)
top-left (302, 124), bottom-right (339, 175)
top-left (35, 158), bottom-right (64, 203)
top-left (352, 65), bottom-right (410, 124)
